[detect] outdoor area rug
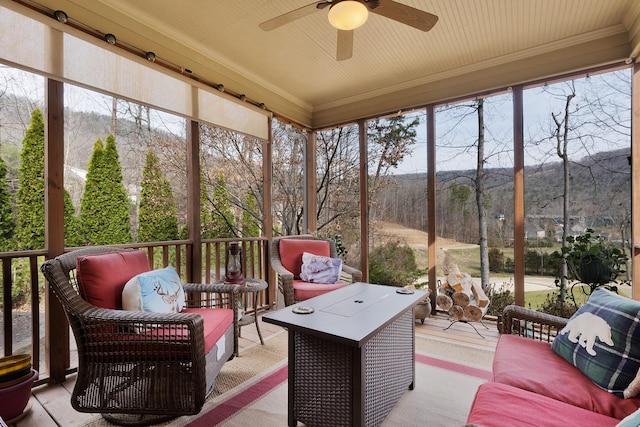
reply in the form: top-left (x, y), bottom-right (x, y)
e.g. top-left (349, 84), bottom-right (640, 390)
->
top-left (176, 347), bottom-right (492, 426)
top-left (82, 328), bottom-right (494, 427)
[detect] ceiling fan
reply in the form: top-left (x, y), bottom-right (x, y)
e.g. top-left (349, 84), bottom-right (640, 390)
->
top-left (259, 0), bottom-right (438, 61)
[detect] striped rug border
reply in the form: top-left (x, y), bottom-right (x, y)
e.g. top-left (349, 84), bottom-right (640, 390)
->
top-left (187, 353), bottom-right (491, 426)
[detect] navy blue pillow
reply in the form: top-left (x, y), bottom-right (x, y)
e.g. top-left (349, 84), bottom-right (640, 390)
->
top-left (551, 288), bottom-right (640, 398)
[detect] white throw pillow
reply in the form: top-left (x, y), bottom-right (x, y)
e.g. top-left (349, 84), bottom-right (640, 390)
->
top-left (300, 251), bottom-right (342, 284)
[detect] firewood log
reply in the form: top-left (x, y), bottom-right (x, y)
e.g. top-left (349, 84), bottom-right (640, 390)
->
top-left (436, 294), bottom-right (453, 310)
top-left (449, 305), bottom-right (464, 320)
top-left (470, 281), bottom-right (489, 308)
top-left (464, 305), bottom-right (483, 322)
top-left (452, 291), bottom-right (470, 307)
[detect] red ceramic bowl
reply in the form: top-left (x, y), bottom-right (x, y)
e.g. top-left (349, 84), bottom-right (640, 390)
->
top-left (0, 369), bottom-right (37, 421)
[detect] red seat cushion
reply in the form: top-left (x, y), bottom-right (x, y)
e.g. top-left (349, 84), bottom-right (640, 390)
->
top-left (76, 251), bottom-right (150, 309)
top-left (86, 308), bottom-right (234, 360)
top-left (184, 308), bottom-right (233, 353)
top-left (279, 239), bottom-right (330, 278)
top-left (493, 334), bottom-right (640, 419)
top-left (467, 382), bottom-right (619, 427)
top-left (293, 279), bottom-right (349, 301)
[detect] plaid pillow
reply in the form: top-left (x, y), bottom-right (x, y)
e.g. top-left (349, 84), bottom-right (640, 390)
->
top-left (551, 288), bottom-right (640, 398)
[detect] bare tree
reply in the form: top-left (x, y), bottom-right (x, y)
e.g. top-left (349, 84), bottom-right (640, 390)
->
top-left (271, 121), bottom-right (305, 235)
top-left (476, 98), bottom-right (490, 289)
top-left (551, 81), bottom-right (576, 301)
top-left (315, 126), bottom-right (360, 233)
top-left (551, 82), bottom-right (576, 299)
top-left (433, 97), bottom-right (512, 287)
top-left (527, 70), bottom-right (631, 299)
top-left (200, 124), bottom-right (264, 235)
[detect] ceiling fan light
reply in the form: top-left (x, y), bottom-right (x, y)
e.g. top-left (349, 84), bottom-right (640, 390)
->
top-left (328, 1), bottom-right (368, 31)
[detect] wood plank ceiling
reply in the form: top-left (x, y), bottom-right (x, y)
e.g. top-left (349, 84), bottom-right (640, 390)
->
top-left (28, 0), bottom-right (640, 129)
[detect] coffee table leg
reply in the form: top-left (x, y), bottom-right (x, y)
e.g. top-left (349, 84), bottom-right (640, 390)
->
top-left (288, 332), bottom-right (297, 426)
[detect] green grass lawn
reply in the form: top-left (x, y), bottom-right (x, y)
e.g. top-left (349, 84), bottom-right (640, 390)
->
top-left (420, 242), bottom-right (632, 315)
top-left (524, 283), bottom-right (632, 310)
top-left (446, 244), bottom-right (562, 278)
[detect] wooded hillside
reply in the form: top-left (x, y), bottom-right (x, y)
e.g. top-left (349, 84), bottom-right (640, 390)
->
top-left (373, 147), bottom-right (631, 244)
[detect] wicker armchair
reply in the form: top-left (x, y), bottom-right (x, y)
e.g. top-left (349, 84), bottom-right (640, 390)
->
top-left (40, 247), bottom-right (237, 426)
top-left (270, 235), bottom-right (362, 306)
top-left (500, 304), bottom-right (569, 342)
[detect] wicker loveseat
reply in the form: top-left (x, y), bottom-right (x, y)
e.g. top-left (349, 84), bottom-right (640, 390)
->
top-left (466, 303), bottom-right (640, 427)
top-left (270, 235), bottom-right (362, 306)
top-left (40, 247), bottom-right (237, 425)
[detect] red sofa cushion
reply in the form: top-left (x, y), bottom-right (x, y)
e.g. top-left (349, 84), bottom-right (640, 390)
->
top-left (76, 250), bottom-right (150, 309)
top-left (493, 334), bottom-right (640, 420)
top-left (279, 239), bottom-right (330, 278)
top-left (292, 279), bottom-right (349, 301)
top-left (467, 382), bottom-right (619, 427)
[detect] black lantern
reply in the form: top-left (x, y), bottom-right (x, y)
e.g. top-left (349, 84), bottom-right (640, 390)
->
top-left (224, 241), bottom-right (244, 284)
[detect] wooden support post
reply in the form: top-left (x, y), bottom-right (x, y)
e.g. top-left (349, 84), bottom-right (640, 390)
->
top-left (358, 120), bottom-right (369, 282)
top-left (632, 62), bottom-right (640, 300)
top-left (186, 119), bottom-right (201, 283)
top-left (513, 85), bottom-right (525, 306)
top-left (305, 131), bottom-right (317, 233)
top-left (44, 78), bottom-right (68, 383)
top-left (263, 119), bottom-right (275, 306)
top-left (427, 105), bottom-right (437, 310)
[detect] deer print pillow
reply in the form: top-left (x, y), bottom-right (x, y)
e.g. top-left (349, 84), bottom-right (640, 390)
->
top-left (122, 266), bottom-right (186, 313)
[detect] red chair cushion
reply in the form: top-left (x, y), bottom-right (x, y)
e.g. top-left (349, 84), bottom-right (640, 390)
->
top-left (293, 279), bottom-right (349, 301)
top-left (76, 251), bottom-right (150, 309)
top-left (279, 239), bottom-right (330, 278)
top-left (184, 308), bottom-right (233, 353)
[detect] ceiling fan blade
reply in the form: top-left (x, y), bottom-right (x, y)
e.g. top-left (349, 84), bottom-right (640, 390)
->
top-left (372, 0), bottom-right (438, 32)
top-left (336, 29), bottom-right (353, 61)
top-left (259, 2), bottom-right (327, 31)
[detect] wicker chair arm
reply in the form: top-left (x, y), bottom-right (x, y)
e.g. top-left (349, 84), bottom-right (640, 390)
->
top-left (501, 304), bottom-right (568, 342)
top-left (73, 307), bottom-right (206, 362)
top-left (81, 305), bottom-right (205, 331)
top-left (183, 282), bottom-right (239, 294)
top-left (342, 264), bottom-right (363, 282)
top-left (270, 257), bottom-right (294, 279)
top-left (270, 258), bottom-right (295, 306)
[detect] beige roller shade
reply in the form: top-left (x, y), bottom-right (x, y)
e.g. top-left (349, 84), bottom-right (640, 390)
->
top-left (0, 1), bottom-right (269, 140)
